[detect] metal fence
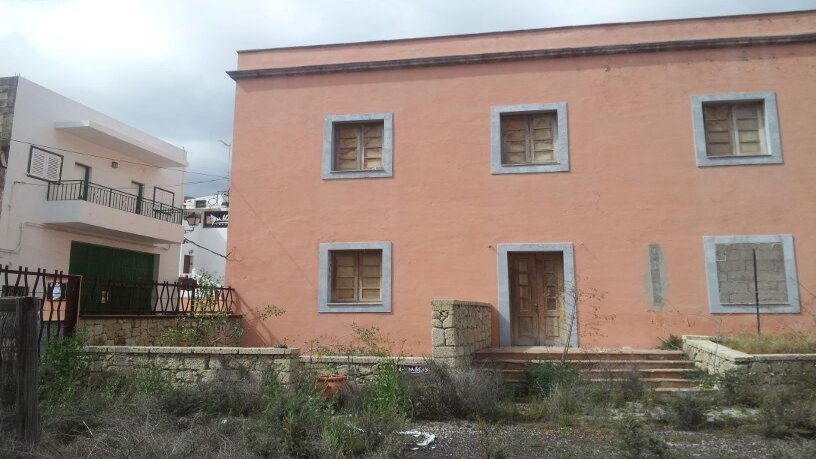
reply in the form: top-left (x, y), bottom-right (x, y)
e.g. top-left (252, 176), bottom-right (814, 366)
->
top-left (47, 180), bottom-right (183, 224)
top-left (0, 266), bottom-right (80, 346)
top-left (80, 278), bottom-right (236, 316)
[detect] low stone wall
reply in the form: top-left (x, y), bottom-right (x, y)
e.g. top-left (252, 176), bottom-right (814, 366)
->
top-left (84, 346), bottom-right (298, 386)
top-left (431, 299), bottom-right (492, 367)
top-left (301, 355), bottom-right (427, 383)
top-left (80, 315), bottom-right (243, 346)
top-left (683, 335), bottom-right (816, 385)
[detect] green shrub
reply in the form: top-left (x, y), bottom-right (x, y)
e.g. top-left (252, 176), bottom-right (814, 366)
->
top-left (405, 360), bottom-right (513, 421)
top-left (658, 334), bottom-right (683, 351)
top-left (40, 333), bottom-right (89, 405)
top-left (717, 370), bottom-right (763, 407)
top-left (759, 386), bottom-right (816, 438)
top-left (615, 413), bottom-right (671, 458)
top-left (663, 393), bottom-right (710, 431)
top-left (366, 359), bottom-right (409, 414)
top-left (523, 361), bottom-right (579, 397)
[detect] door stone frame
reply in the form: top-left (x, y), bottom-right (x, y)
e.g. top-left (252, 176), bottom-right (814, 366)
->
top-left (497, 243), bottom-right (578, 348)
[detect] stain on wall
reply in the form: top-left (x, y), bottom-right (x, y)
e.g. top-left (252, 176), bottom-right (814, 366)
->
top-left (0, 76), bottom-right (19, 218)
top-left (645, 244), bottom-right (668, 310)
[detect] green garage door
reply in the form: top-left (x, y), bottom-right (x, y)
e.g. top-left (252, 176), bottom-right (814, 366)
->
top-left (69, 242), bottom-right (156, 314)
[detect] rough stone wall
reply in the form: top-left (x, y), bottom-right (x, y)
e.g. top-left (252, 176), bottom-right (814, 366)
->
top-left (715, 243), bottom-right (787, 305)
top-left (80, 316), bottom-right (243, 346)
top-left (683, 335), bottom-right (816, 385)
top-left (84, 346), bottom-right (299, 386)
top-left (431, 299), bottom-right (492, 367)
top-left (301, 355), bottom-right (427, 384)
top-left (0, 77), bottom-right (18, 215)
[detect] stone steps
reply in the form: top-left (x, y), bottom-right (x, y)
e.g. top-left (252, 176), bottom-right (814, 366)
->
top-left (474, 347), bottom-right (701, 391)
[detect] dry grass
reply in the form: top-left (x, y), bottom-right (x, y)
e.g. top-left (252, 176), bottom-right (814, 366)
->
top-left (723, 333), bottom-right (816, 354)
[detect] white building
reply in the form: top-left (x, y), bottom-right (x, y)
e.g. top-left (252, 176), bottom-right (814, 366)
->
top-left (180, 193), bottom-right (228, 281)
top-left (0, 77), bottom-right (186, 283)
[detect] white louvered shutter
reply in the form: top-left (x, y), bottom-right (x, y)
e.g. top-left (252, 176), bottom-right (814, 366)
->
top-left (45, 153), bottom-right (62, 181)
top-left (29, 148), bottom-right (47, 178)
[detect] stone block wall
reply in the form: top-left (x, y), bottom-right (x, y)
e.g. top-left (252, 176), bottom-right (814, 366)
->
top-left (431, 299), bottom-right (492, 367)
top-left (683, 335), bottom-right (816, 385)
top-left (84, 346), bottom-right (299, 386)
top-left (301, 355), bottom-right (427, 384)
top-left (80, 315), bottom-right (243, 346)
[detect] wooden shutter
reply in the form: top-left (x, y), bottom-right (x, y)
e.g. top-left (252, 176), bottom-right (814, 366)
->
top-left (29, 148), bottom-right (47, 178)
top-left (361, 123), bottom-right (383, 170)
top-left (333, 122), bottom-right (385, 171)
top-left (334, 125), bottom-right (361, 171)
top-left (501, 113), bottom-right (556, 165)
top-left (330, 250), bottom-right (382, 303)
top-left (703, 102), bottom-right (765, 157)
top-left (28, 147), bottom-right (62, 181)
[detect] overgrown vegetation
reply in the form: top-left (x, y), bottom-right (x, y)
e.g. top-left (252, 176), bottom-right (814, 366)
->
top-left (657, 334), bottom-right (683, 351)
top-left (39, 332), bottom-right (90, 406)
top-left (723, 333), bottom-right (816, 354)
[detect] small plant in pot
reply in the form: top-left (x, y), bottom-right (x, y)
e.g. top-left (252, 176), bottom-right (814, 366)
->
top-left (308, 338), bottom-right (348, 400)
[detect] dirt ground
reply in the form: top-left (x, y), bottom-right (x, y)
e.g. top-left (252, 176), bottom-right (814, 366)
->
top-left (402, 420), bottom-right (801, 458)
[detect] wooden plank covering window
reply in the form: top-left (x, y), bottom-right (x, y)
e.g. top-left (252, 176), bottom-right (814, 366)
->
top-left (500, 113), bottom-right (556, 166)
top-left (333, 122), bottom-right (384, 171)
top-left (330, 250), bottom-right (382, 303)
top-left (703, 102), bottom-right (766, 157)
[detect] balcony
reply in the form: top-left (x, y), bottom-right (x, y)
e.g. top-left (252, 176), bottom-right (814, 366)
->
top-left (43, 180), bottom-right (183, 244)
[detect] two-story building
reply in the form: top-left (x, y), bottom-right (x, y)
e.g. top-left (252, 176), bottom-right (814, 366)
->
top-left (0, 77), bottom-right (186, 289)
top-left (227, 11), bottom-right (816, 354)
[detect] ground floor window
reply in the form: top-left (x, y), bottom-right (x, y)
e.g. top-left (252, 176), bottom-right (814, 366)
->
top-left (318, 242), bottom-right (391, 313)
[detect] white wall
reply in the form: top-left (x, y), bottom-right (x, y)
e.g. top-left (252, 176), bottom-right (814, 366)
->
top-left (0, 78), bottom-right (185, 281)
top-left (180, 194), bottom-right (228, 281)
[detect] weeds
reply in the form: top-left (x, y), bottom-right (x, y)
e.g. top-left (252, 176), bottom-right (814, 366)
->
top-left (523, 361), bottom-right (579, 397)
top-left (723, 333), bottom-right (816, 354)
top-left (40, 332), bottom-right (89, 406)
top-left (658, 334), bottom-right (683, 351)
top-left (663, 393), bottom-right (711, 431)
top-left (615, 413), bottom-right (671, 458)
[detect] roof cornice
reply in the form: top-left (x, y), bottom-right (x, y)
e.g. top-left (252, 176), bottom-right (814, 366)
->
top-left (228, 32), bottom-right (816, 80)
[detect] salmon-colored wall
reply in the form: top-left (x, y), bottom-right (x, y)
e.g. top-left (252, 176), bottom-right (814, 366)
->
top-left (228, 15), bottom-right (816, 355)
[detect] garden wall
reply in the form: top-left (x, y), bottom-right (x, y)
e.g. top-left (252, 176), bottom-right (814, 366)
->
top-left (683, 335), bottom-right (816, 385)
top-left (84, 346), bottom-right (298, 386)
top-left (301, 355), bottom-right (427, 383)
top-left (80, 315), bottom-right (243, 346)
top-left (431, 299), bottom-right (492, 367)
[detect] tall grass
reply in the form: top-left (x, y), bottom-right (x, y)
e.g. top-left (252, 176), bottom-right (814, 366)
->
top-left (723, 333), bottom-right (816, 354)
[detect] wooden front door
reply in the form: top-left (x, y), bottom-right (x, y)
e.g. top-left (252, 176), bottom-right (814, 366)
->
top-left (509, 252), bottom-right (565, 346)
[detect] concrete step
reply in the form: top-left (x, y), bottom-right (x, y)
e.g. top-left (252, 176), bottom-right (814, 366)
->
top-left (502, 374), bottom-right (698, 390)
top-left (495, 368), bottom-right (699, 381)
top-left (476, 347), bottom-right (686, 362)
top-left (474, 359), bottom-right (696, 371)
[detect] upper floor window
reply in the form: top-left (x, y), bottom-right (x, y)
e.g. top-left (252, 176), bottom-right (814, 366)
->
top-left (691, 92), bottom-right (782, 167)
top-left (28, 146), bottom-right (63, 182)
top-left (491, 103), bottom-right (569, 174)
top-left (322, 113), bottom-right (393, 180)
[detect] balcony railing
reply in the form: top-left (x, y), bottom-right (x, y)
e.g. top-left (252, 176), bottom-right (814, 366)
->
top-left (47, 180), bottom-right (183, 224)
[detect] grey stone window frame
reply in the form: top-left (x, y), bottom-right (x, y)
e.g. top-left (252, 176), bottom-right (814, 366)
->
top-left (318, 241), bottom-right (392, 313)
top-left (691, 92), bottom-right (782, 167)
top-left (490, 103), bottom-right (569, 174)
top-left (703, 234), bottom-right (800, 314)
top-left (322, 113), bottom-right (393, 179)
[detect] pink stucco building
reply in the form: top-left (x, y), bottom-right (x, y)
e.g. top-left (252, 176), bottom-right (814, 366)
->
top-left (227, 11), bottom-right (816, 355)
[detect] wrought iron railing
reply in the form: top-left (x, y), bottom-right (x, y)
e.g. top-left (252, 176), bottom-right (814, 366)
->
top-left (0, 266), bottom-right (80, 346)
top-left (79, 277), bottom-right (236, 316)
top-left (47, 180), bottom-right (183, 224)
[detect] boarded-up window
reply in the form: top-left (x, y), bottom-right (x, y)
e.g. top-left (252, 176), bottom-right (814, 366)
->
top-left (500, 113), bottom-right (557, 166)
top-left (28, 146), bottom-right (62, 181)
top-left (716, 243), bottom-right (788, 305)
top-left (333, 122), bottom-right (384, 171)
top-left (703, 102), bottom-right (766, 157)
top-left (330, 250), bottom-right (382, 303)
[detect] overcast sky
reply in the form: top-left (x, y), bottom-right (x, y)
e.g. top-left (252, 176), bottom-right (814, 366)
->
top-left (1, 0), bottom-right (814, 196)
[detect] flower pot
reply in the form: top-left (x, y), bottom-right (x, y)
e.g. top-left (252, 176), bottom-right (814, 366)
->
top-left (316, 375), bottom-right (348, 400)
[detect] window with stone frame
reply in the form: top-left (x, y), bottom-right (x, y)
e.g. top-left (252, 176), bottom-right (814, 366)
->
top-left (703, 101), bottom-right (767, 157)
top-left (715, 242), bottom-right (788, 306)
top-left (500, 112), bottom-right (557, 166)
top-left (332, 122), bottom-right (384, 172)
top-left (330, 249), bottom-right (382, 303)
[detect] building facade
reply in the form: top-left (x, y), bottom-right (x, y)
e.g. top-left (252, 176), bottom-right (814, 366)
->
top-left (180, 193), bottom-right (229, 280)
top-left (227, 11), bottom-right (816, 354)
top-left (0, 77), bottom-right (186, 286)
